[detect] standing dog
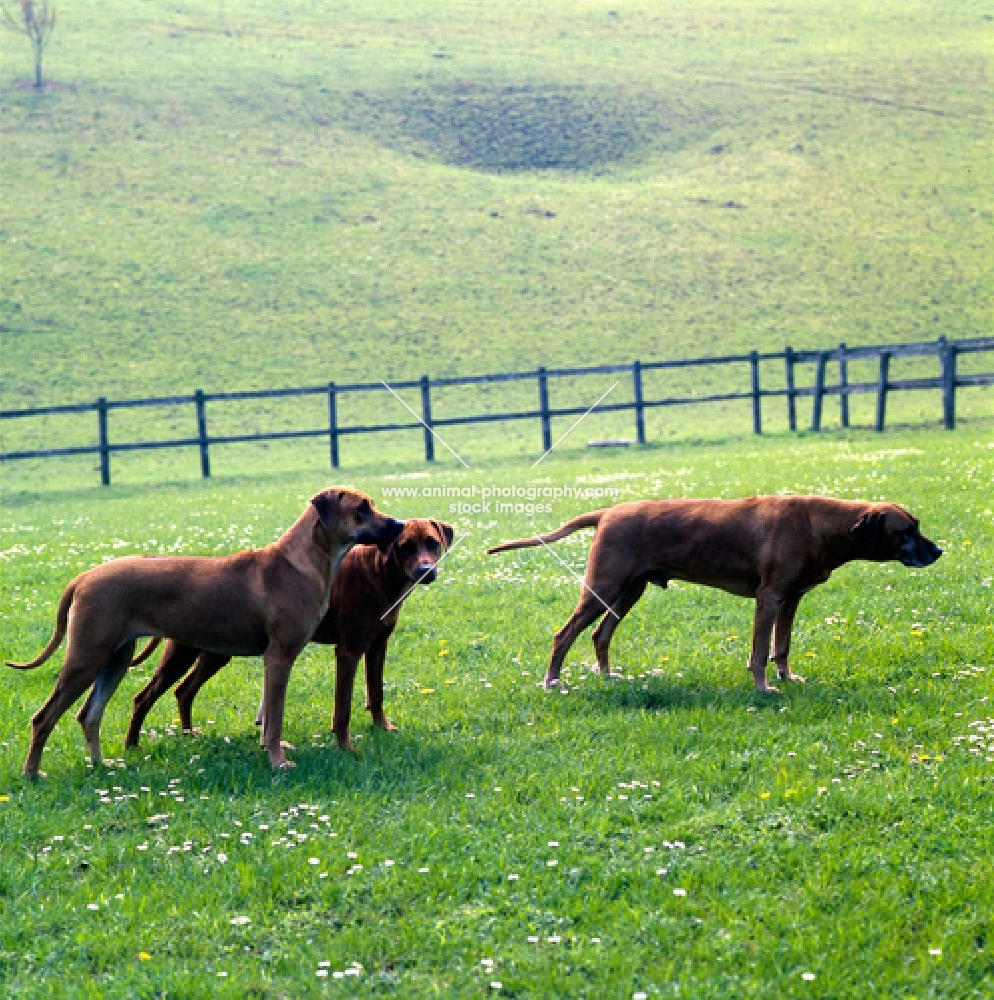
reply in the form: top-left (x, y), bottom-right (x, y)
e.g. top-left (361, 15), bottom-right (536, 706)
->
top-left (125, 518), bottom-right (454, 752)
top-left (6, 489), bottom-right (403, 775)
top-left (488, 497), bottom-right (941, 691)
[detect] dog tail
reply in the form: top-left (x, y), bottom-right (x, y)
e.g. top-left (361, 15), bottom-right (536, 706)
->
top-left (487, 511), bottom-right (606, 554)
top-left (131, 637), bottom-right (162, 668)
top-left (5, 583), bottom-right (75, 670)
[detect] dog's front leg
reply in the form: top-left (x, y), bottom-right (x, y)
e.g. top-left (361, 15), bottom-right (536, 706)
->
top-left (261, 645), bottom-right (298, 768)
top-left (771, 594), bottom-right (805, 683)
top-left (333, 647), bottom-right (361, 752)
top-left (749, 590), bottom-right (783, 693)
top-left (364, 638), bottom-right (398, 734)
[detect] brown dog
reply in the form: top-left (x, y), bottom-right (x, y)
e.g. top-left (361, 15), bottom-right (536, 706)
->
top-left (6, 489), bottom-right (404, 775)
top-left (488, 497), bottom-right (942, 691)
top-left (124, 518), bottom-right (454, 752)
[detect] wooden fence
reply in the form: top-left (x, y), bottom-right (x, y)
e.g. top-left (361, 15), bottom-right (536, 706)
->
top-left (2, 335), bottom-right (992, 486)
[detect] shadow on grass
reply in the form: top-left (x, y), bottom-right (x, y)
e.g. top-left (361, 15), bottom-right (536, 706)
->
top-left (118, 725), bottom-right (484, 800)
top-left (572, 677), bottom-right (787, 715)
top-left (566, 670), bottom-right (940, 718)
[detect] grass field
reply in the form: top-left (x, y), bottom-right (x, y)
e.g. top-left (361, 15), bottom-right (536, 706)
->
top-left (1, 427), bottom-right (993, 998)
top-left (2, 0), bottom-right (993, 996)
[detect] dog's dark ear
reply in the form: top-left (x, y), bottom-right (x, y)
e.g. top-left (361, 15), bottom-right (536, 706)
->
top-left (311, 490), bottom-right (340, 534)
top-left (849, 512), bottom-right (882, 558)
top-left (432, 520), bottom-right (455, 549)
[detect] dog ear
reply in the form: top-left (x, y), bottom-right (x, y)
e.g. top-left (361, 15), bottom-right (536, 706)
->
top-left (849, 512), bottom-right (883, 558)
top-left (432, 520), bottom-right (455, 549)
top-left (311, 490), bottom-right (340, 534)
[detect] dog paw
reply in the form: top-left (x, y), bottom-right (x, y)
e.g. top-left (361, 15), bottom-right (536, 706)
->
top-left (277, 759), bottom-right (296, 770)
top-left (181, 727), bottom-right (201, 737)
top-left (543, 678), bottom-right (560, 690)
top-left (337, 740), bottom-right (359, 753)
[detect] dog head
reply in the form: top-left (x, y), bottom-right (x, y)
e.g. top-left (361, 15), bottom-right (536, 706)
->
top-left (311, 489), bottom-right (404, 552)
top-left (387, 518), bottom-right (454, 585)
top-left (849, 504), bottom-right (942, 567)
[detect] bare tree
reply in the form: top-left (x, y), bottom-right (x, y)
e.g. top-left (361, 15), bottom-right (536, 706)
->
top-left (2, 0), bottom-right (57, 89)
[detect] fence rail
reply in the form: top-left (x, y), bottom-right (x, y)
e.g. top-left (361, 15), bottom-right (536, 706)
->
top-left (2, 335), bottom-right (992, 486)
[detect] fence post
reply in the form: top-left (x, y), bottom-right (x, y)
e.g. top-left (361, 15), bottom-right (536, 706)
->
top-left (538, 367), bottom-right (552, 453)
top-left (632, 360), bottom-right (646, 445)
top-left (811, 352), bottom-right (828, 432)
top-left (750, 351), bottom-right (762, 434)
top-left (420, 376), bottom-right (435, 462)
top-left (195, 390), bottom-right (210, 478)
top-left (785, 347), bottom-right (797, 432)
top-left (874, 352), bottom-right (890, 432)
top-left (327, 382), bottom-right (339, 468)
top-left (940, 337), bottom-right (957, 430)
top-left (97, 397), bottom-right (110, 486)
top-left (838, 342), bottom-right (850, 428)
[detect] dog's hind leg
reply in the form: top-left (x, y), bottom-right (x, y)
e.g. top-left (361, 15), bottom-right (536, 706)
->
top-left (546, 587), bottom-right (620, 689)
top-left (174, 651), bottom-right (230, 734)
top-left (76, 640), bottom-right (135, 765)
top-left (126, 642), bottom-right (201, 748)
top-left (25, 656), bottom-right (107, 777)
top-left (591, 579), bottom-right (647, 676)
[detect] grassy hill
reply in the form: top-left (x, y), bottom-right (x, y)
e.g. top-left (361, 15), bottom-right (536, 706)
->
top-left (3, 0), bottom-right (991, 414)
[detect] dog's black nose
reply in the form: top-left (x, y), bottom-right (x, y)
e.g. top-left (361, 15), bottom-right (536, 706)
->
top-left (416, 565), bottom-right (437, 584)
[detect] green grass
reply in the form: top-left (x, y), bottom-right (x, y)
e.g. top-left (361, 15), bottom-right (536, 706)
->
top-left (1, 427), bottom-right (992, 997)
top-left (2, 1), bottom-right (993, 995)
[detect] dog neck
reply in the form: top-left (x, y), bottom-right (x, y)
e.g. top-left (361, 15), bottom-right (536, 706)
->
top-left (819, 500), bottom-right (877, 569)
top-left (375, 547), bottom-right (421, 616)
top-left (273, 506), bottom-right (352, 610)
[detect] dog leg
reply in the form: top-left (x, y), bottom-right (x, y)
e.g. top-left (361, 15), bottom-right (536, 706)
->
top-left (771, 594), bottom-right (805, 683)
top-left (749, 590), bottom-right (783, 692)
top-left (364, 638), bottom-right (397, 734)
top-left (255, 689), bottom-right (294, 749)
top-left (333, 647), bottom-right (361, 751)
top-left (546, 588), bottom-right (619, 689)
top-left (25, 655), bottom-right (108, 777)
top-left (76, 641), bottom-right (135, 764)
top-left (591, 579), bottom-right (647, 675)
top-left (260, 644), bottom-right (298, 768)
top-left (126, 642), bottom-right (201, 748)
top-left (174, 651), bottom-right (231, 733)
